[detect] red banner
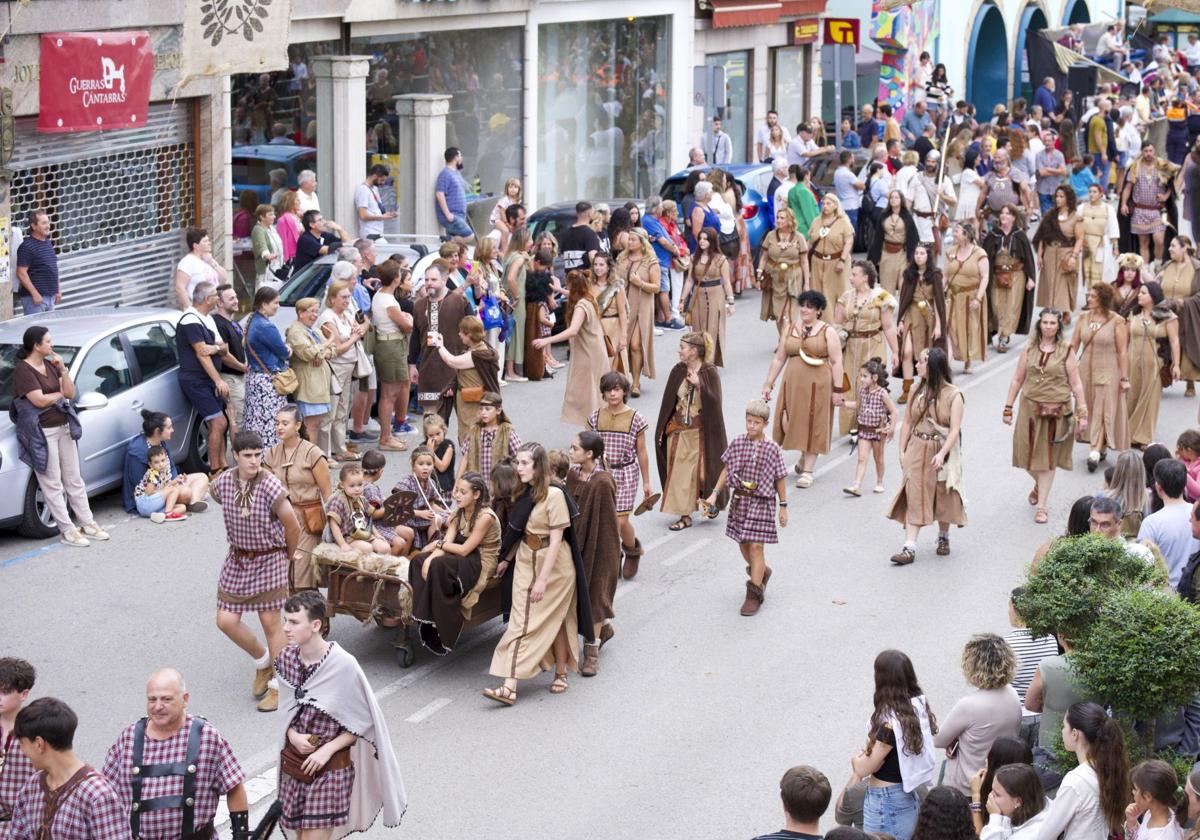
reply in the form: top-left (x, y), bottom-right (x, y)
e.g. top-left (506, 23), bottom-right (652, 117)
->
top-left (38, 32), bottom-right (153, 133)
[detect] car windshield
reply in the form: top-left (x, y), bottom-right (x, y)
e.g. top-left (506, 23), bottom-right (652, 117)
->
top-left (279, 262), bottom-right (334, 307)
top-left (0, 344), bottom-right (81, 412)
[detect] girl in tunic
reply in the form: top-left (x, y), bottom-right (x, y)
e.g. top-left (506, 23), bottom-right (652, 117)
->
top-left (1157, 237), bottom-right (1200, 394)
top-left (983, 204), bottom-right (1037, 353)
top-left (1004, 309), bottom-right (1090, 524)
top-left (430, 315), bottom-right (499, 441)
top-left (566, 431), bottom-right (622, 676)
top-left (682, 227), bottom-right (734, 367)
top-left (1032, 186), bottom-right (1084, 323)
top-left (945, 221), bottom-right (990, 372)
top-left (392, 447), bottom-right (450, 550)
top-left (458, 392), bottom-right (522, 480)
top-left (616, 228), bottom-right (660, 396)
top-left (1111, 253), bottom-right (1147, 317)
top-left (409, 471), bottom-right (501, 655)
top-left (485, 443), bottom-right (592, 705)
top-left (588, 371), bottom-right (652, 580)
top-left (756, 208), bottom-right (808, 333)
top-left (703, 400), bottom-right (788, 617)
top-left (868, 190), bottom-right (919, 297)
top-left (886, 348), bottom-right (966, 566)
top-left (1069, 282), bottom-right (1131, 470)
top-left (895, 244), bottom-right (948, 405)
top-left (762, 290), bottom-right (847, 489)
top-left (590, 253), bottom-right (628, 374)
top-left (532, 270), bottom-right (609, 427)
top-left (808, 193), bottom-right (856, 305)
top-left (1080, 183), bottom-right (1119, 288)
top-left (655, 333), bottom-right (728, 531)
top-left (502, 229), bottom-right (532, 381)
top-left (264, 406), bottom-right (332, 595)
top-left (1126, 282), bottom-right (1181, 448)
top-left (834, 261), bottom-right (898, 436)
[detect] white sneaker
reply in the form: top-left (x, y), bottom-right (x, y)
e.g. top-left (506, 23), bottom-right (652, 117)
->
top-left (150, 512), bottom-right (166, 524)
top-left (60, 527), bottom-right (90, 547)
top-left (653, 327), bottom-right (664, 336)
top-left (81, 522), bottom-right (110, 541)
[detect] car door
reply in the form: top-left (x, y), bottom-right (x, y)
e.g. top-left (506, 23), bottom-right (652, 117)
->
top-left (71, 330), bottom-right (138, 490)
top-left (124, 320), bottom-right (191, 466)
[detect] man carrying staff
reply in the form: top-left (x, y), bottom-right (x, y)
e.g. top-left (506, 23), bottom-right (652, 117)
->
top-left (211, 431), bottom-right (302, 714)
top-left (8, 697), bottom-right (128, 840)
top-left (275, 592), bottom-right (406, 839)
top-left (906, 150), bottom-right (956, 257)
top-left (102, 669), bottom-right (248, 840)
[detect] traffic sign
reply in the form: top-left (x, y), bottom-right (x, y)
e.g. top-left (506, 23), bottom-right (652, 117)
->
top-left (823, 17), bottom-right (861, 52)
top-left (819, 44), bottom-right (855, 81)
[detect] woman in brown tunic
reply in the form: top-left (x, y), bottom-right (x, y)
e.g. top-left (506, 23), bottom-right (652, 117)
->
top-left (756, 208), bottom-right (808, 333)
top-left (432, 315), bottom-right (500, 442)
top-left (615, 228), bottom-right (660, 396)
top-left (982, 204), bottom-right (1036, 354)
top-left (867, 190), bottom-right (919, 297)
top-left (655, 333), bottom-right (728, 531)
top-left (1003, 309), bottom-right (1089, 524)
top-left (263, 405), bottom-right (332, 592)
top-left (886, 348), bottom-right (966, 565)
top-left (895, 244), bottom-right (948, 405)
top-left (808, 193), bottom-right (856, 304)
top-left (762, 289), bottom-right (847, 489)
top-left (1032, 185), bottom-right (1084, 323)
top-left (945, 221), bottom-right (990, 372)
top-left (1158, 236), bottom-right (1200, 394)
top-left (590, 253), bottom-right (628, 374)
top-left (1069, 282), bottom-right (1130, 469)
top-left (566, 431), bottom-right (622, 677)
top-left (532, 271), bottom-right (610, 426)
top-left (682, 226), bottom-right (734, 367)
top-left (1126, 282), bottom-right (1180, 447)
top-left (834, 261), bottom-right (898, 436)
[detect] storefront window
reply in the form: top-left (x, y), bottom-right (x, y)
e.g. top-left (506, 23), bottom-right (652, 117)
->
top-left (772, 46), bottom-right (811, 139)
top-left (705, 51), bottom-right (750, 163)
top-left (537, 16), bottom-right (670, 207)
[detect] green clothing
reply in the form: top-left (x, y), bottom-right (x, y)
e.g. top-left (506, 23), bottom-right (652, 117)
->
top-left (788, 183), bottom-right (819, 238)
top-left (250, 223), bottom-right (276, 278)
top-left (503, 251), bottom-right (528, 366)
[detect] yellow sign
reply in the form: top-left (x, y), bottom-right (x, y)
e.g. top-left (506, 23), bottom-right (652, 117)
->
top-left (823, 17), bottom-right (861, 51)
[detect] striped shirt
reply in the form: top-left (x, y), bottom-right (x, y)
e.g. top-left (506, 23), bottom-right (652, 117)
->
top-left (1004, 628), bottom-right (1059, 702)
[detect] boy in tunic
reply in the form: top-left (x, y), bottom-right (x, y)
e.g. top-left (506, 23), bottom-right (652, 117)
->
top-left (0, 659), bottom-right (37, 837)
top-left (704, 400), bottom-right (788, 617)
top-left (457, 392), bottom-right (521, 480)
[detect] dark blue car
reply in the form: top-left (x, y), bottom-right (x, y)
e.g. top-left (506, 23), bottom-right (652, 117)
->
top-left (231, 144), bottom-right (317, 204)
top-left (659, 163), bottom-right (775, 258)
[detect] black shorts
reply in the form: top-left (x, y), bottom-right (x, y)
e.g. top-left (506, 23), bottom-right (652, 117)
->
top-left (179, 374), bottom-right (226, 421)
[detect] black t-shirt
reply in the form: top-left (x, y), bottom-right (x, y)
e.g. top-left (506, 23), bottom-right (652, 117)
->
top-left (912, 136), bottom-right (934, 165)
top-left (873, 725), bottom-right (903, 784)
top-left (433, 438), bottom-right (455, 493)
top-left (175, 312), bottom-right (221, 377)
top-left (559, 224), bottom-right (601, 271)
top-left (213, 314), bottom-right (246, 370)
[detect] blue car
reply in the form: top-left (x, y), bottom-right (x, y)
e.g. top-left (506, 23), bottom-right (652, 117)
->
top-left (659, 164), bottom-right (775, 258)
top-left (231, 144), bottom-right (317, 205)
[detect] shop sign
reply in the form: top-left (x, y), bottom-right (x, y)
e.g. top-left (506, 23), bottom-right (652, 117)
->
top-left (823, 17), bottom-right (861, 52)
top-left (37, 32), bottom-right (152, 133)
top-left (789, 18), bottom-right (820, 44)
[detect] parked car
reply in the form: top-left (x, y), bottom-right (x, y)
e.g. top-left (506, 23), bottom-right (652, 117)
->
top-left (232, 144), bottom-right (317, 205)
top-left (527, 199), bottom-right (644, 277)
top-left (658, 165), bottom-right (772, 258)
top-left (0, 308), bottom-right (208, 538)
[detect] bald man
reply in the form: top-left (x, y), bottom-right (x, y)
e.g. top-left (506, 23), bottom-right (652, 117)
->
top-left (102, 670), bottom-right (248, 840)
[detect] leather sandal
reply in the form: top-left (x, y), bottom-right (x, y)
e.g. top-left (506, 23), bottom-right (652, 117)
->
top-left (1028, 486), bottom-right (1039, 507)
top-left (668, 517), bottom-right (692, 531)
top-left (1034, 507), bottom-right (1049, 524)
top-left (550, 672), bottom-right (569, 694)
top-left (483, 685), bottom-right (517, 706)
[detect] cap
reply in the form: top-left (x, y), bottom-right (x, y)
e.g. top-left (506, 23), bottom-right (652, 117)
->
top-left (926, 150), bottom-right (941, 161)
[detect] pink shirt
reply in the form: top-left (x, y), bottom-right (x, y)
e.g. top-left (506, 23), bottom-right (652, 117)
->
top-left (1186, 458), bottom-right (1200, 502)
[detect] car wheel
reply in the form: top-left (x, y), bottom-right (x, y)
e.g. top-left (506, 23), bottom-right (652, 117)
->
top-left (182, 416), bottom-right (212, 474)
top-left (17, 478), bottom-right (60, 539)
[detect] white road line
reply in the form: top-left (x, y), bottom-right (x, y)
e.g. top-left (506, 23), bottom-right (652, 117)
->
top-left (661, 538), bottom-right (712, 567)
top-left (614, 581), bottom-right (641, 600)
top-left (405, 697), bottom-right (452, 724)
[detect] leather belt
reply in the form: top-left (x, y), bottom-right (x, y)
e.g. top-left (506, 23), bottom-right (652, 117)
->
top-left (1134, 201), bottom-right (1159, 210)
top-left (951, 282), bottom-right (981, 294)
top-left (913, 430), bottom-right (944, 441)
top-left (699, 279), bottom-right (722, 288)
top-left (847, 329), bottom-right (881, 338)
top-left (814, 253), bottom-right (837, 261)
top-left (523, 534), bottom-right (547, 550)
top-left (883, 241), bottom-right (905, 253)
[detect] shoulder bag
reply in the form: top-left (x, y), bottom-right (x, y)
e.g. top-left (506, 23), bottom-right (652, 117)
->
top-left (246, 321), bottom-right (299, 396)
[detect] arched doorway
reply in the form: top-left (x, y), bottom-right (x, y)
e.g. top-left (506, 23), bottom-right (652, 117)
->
top-left (1015, 4), bottom-right (1049, 101)
top-left (1062, 0), bottom-right (1090, 24)
top-left (968, 3), bottom-right (1008, 117)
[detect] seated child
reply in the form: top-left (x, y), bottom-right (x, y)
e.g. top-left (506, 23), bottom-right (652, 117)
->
top-left (326, 462), bottom-right (391, 556)
top-left (392, 446), bottom-right (451, 550)
top-left (360, 449), bottom-right (414, 557)
top-left (136, 445), bottom-right (188, 523)
top-left (423, 413), bottom-right (456, 495)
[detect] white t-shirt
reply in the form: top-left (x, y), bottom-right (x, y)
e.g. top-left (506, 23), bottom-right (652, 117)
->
top-left (755, 124), bottom-right (792, 156)
top-left (354, 182), bottom-right (385, 239)
top-left (314, 308), bottom-right (355, 360)
top-left (786, 136), bottom-right (819, 167)
top-left (370, 291), bottom-right (403, 336)
top-left (297, 189), bottom-right (321, 216)
top-left (176, 254), bottom-right (219, 302)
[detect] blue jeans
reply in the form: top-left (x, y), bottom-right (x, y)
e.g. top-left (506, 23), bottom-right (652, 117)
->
top-left (863, 784), bottom-right (920, 840)
top-left (440, 213), bottom-right (473, 238)
top-left (1038, 193), bottom-right (1054, 214)
top-left (845, 208), bottom-right (860, 230)
top-left (1092, 155), bottom-right (1109, 192)
top-left (135, 493), bottom-right (166, 516)
top-left (20, 295), bottom-right (54, 314)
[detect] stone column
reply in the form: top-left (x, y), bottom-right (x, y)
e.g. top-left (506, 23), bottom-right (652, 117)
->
top-left (394, 93), bottom-right (451, 238)
top-left (313, 56), bottom-right (370, 237)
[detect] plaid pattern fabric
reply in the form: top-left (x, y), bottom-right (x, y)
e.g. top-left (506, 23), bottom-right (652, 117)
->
top-left (101, 716), bottom-right (245, 840)
top-left (275, 646), bottom-right (354, 830)
top-left (0, 730), bottom-right (36, 828)
top-left (856, 386), bottom-right (889, 441)
top-left (9, 769), bottom-right (129, 840)
top-left (721, 435), bottom-right (787, 545)
top-left (362, 482), bottom-right (397, 543)
top-left (459, 427), bottom-right (521, 482)
top-left (212, 470), bottom-right (289, 614)
top-left (390, 474), bottom-right (446, 550)
top-left (588, 408), bottom-right (649, 513)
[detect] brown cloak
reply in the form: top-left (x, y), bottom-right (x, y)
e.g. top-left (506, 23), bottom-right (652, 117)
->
top-left (1173, 258), bottom-right (1200, 369)
top-left (653, 361), bottom-right (729, 510)
top-left (982, 227), bottom-right (1036, 337)
top-left (564, 468), bottom-right (621, 623)
top-left (411, 290), bottom-right (471, 395)
top-left (470, 345), bottom-right (501, 393)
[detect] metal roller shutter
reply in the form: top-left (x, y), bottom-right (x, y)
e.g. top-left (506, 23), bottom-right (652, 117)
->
top-left (10, 101), bottom-right (197, 310)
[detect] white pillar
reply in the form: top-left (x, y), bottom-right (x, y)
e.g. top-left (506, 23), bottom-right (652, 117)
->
top-left (394, 93), bottom-right (451, 238)
top-left (313, 56), bottom-right (370, 237)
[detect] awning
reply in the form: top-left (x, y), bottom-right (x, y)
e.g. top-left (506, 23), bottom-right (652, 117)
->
top-left (1047, 38), bottom-right (1133, 85)
top-left (1143, 0), bottom-right (1200, 15)
top-left (779, 0), bottom-right (827, 13)
top-left (709, 0), bottom-right (783, 28)
top-left (1148, 7), bottom-right (1200, 22)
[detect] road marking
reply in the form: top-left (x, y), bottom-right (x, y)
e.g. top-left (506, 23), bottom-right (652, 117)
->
top-left (406, 697), bottom-right (453, 723)
top-left (1, 543), bottom-right (62, 568)
top-left (661, 538), bottom-right (712, 567)
top-left (614, 581), bottom-right (640, 600)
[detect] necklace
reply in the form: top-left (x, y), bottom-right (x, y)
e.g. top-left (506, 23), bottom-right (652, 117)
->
top-left (233, 473), bottom-right (259, 518)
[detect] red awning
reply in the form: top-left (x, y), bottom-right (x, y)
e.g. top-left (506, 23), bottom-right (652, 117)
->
top-left (779, 0), bottom-right (828, 14)
top-left (710, 0), bottom-right (784, 28)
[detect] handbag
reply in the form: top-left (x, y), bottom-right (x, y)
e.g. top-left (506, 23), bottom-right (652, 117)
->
top-left (993, 269), bottom-right (1013, 289)
top-left (460, 386), bottom-right (484, 403)
top-left (353, 343), bottom-right (374, 380)
top-left (292, 498), bottom-right (326, 535)
top-left (1161, 363), bottom-right (1174, 389)
top-left (603, 334), bottom-right (615, 357)
top-left (245, 321), bottom-right (299, 396)
top-left (280, 741), bottom-right (352, 784)
top-left (479, 294), bottom-right (505, 331)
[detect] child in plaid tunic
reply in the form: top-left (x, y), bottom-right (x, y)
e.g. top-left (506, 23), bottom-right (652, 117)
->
top-left (704, 400), bottom-right (788, 617)
top-left (360, 449), bottom-right (407, 555)
top-left (843, 359), bottom-right (898, 497)
top-left (0, 658), bottom-right (36, 834)
top-left (392, 447), bottom-right (450, 550)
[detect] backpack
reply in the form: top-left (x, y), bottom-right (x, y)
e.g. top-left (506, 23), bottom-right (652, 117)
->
top-left (1177, 550), bottom-right (1200, 602)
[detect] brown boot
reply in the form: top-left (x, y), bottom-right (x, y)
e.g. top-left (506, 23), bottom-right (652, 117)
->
top-left (252, 663), bottom-right (274, 699)
top-left (740, 581), bottom-right (765, 616)
top-left (621, 539), bottom-right (644, 580)
top-left (256, 688), bottom-right (278, 712)
top-left (581, 643), bottom-right (600, 677)
top-left (897, 378), bottom-right (913, 405)
top-left (599, 623), bottom-right (615, 649)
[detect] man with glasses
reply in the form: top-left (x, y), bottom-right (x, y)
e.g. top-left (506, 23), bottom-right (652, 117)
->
top-left (1089, 496), bottom-right (1154, 562)
top-left (292, 210), bottom-right (341, 274)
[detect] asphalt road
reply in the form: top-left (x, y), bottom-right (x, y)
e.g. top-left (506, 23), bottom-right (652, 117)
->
top-left (5, 289), bottom-right (1197, 839)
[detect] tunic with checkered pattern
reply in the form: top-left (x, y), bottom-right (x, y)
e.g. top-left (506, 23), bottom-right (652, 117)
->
top-left (587, 406), bottom-right (649, 513)
top-left (0, 729), bottom-right (35, 834)
top-left (102, 715), bottom-right (244, 840)
top-left (212, 469), bottom-right (289, 614)
top-left (721, 434), bottom-right (787, 544)
top-left (8, 768), bottom-right (129, 840)
top-left (276, 645), bottom-right (354, 830)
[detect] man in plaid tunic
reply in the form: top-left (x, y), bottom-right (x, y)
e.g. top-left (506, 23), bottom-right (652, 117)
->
top-left (8, 698), bottom-right (129, 840)
top-left (102, 669), bottom-right (248, 840)
top-left (0, 659), bottom-right (37, 839)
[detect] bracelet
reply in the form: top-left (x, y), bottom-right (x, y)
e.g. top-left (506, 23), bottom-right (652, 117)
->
top-left (725, 297), bottom-right (735, 304)
top-left (1120, 377), bottom-right (1130, 383)
top-left (778, 501), bottom-right (788, 507)
top-left (832, 385), bottom-right (847, 394)
top-left (970, 803), bottom-right (983, 814)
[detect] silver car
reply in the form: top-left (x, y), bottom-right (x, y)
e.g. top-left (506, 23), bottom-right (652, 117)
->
top-left (0, 308), bottom-right (208, 537)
